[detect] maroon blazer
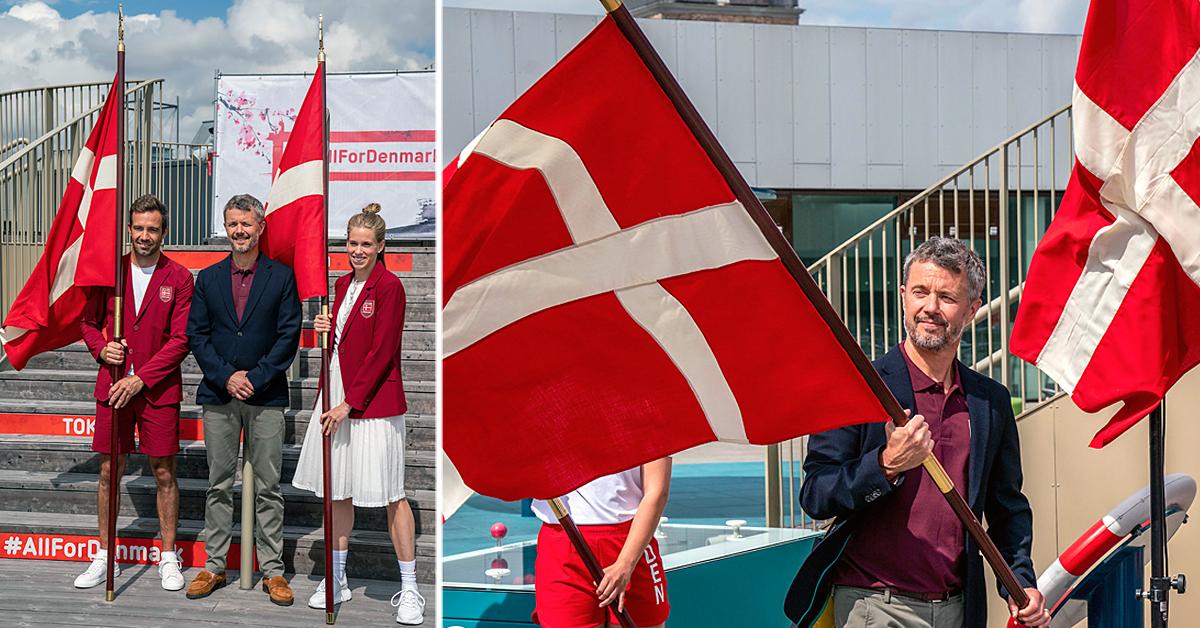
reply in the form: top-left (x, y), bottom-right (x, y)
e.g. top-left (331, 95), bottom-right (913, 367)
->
top-left (80, 254), bottom-right (194, 406)
top-left (331, 260), bottom-right (407, 418)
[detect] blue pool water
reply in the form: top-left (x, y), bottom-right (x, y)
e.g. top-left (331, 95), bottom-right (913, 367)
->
top-left (444, 461), bottom-right (803, 555)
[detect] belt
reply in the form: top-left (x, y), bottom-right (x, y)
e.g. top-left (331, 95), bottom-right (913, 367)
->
top-left (874, 587), bottom-right (962, 603)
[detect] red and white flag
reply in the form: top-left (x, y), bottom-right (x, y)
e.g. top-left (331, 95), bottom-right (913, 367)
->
top-left (262, 64), bottom-right (327, 301)
top-left (0, 77), bottom-right (121, 370)
top-left (443, 16), bottom-right (890, 502)
top-left (1011, 0), bottom-right (1200, 447)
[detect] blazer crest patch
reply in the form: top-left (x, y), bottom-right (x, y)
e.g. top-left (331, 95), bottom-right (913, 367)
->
top-left (360, 299), bottom-right (375, 318)
top-left (159, 286), bottom-right (174, 303)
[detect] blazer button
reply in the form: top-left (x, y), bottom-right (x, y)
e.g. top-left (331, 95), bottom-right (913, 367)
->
top-left (237, 331), bottom-right (243, 336)
top-left (133, 325), bottom-right (139, 331)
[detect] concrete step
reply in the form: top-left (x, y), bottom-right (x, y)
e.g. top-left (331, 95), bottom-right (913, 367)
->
top-left (170, 244), bottom-right (435, 275)
top-left (16, 340), bottom-right (435, 376)
top-left (0, 510), bottom-right (434, 582)
top-left (300, 294), bottom-right (435, 322)
top-left (0, 373), bottom-right (435, 416)
top-left (7, 347), bottom-right (435, 384)
top-left (0, 470), bottom-right (436, 536)
top-left (0, 435), bottom-right (435, 485)
top-left (0, 399), bottom-right (435, 448)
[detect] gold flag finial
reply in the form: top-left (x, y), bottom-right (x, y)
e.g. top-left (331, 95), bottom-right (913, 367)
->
top-left (117, 3), bottom-right (124, 52)
top-left (600, 0), bottom-right (622, 13)
top-left (317, 14), bottom-right (325, 63)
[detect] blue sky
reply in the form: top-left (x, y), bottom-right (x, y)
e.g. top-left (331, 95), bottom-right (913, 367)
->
top-left (31, 0), bottom-right (235, 21)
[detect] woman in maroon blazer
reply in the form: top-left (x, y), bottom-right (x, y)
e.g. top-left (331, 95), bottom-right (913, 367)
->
top-left (293, 204), bottom-right (423, 624)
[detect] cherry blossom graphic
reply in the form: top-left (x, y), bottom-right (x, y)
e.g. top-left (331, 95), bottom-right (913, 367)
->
top-left (216, 88), bottom-right (297, 165)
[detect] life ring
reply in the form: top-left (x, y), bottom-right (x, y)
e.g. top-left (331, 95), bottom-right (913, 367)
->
top-left (1033, 473), bottom-right (1195, 626)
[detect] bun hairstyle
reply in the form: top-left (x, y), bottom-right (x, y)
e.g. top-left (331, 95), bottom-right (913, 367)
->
top-left (347, 202), bottom-right (387, 267)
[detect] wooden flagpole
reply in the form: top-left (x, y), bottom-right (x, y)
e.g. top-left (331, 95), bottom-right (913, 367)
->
top-left (318, 14), bottom-right (335, 625)
top-left (598, 0), bottom-right (1032, 612)
top-left (548, 498), bottom-right (637, 628)
top-left (105, 3), bottom-right (127, 603)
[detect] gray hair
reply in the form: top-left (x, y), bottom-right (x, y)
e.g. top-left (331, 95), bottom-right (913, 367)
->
top-left (223, 194), bottom-right (265, 223)
top-left (902, 237), bottom-right (985, 301)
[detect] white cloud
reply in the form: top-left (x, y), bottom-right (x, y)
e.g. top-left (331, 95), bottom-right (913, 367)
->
top-left (0, 0), bottom-right (434, 141)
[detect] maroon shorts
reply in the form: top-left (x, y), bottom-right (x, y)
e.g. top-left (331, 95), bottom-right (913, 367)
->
top-left (533, 520), bottom-right (670, 627)
top-left (93, 397), bottom-right (180, 458)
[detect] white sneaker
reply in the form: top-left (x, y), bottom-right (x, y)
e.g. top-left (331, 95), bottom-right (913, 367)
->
top-left (158, 555), bottom-right (185, 591)
top-left (74, 557), bottom-right (120, 589)
top-left (307, 574), bottom-right (352, 609)
top-left (391, 588), bottom-right (425, 625)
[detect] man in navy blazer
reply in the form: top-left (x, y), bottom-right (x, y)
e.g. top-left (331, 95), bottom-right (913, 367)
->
top-left (785, 237), bottom-right (1048, 628)
top-left (184, 194), bottom-right (301, 606)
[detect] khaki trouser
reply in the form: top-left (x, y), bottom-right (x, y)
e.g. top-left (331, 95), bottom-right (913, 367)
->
top-left (834, 585), bottom-right (965, 628)
top-left (201, 400), bottom-right (286, 577)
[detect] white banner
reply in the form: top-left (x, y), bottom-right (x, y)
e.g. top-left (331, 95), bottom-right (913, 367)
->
top-left (213, 71), bottom-right (435, 238)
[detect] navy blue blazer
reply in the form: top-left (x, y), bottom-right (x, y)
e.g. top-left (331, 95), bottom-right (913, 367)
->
top-left (186, 254), bottom-right (302, 407)
top-left (784, 345), bottom-right (1035, 628)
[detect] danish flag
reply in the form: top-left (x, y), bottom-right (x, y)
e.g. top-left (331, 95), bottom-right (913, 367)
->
top-left (262, 64), bottom-right (327, 301)
top-left (0, 76), bottom-right (121, 370)
top-left (1012, 0), bottom-right (1200, 447)
top-left (443, 16), bottom-right (890, 501)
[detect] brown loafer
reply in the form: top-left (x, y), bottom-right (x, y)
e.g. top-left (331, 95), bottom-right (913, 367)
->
top-left (185, 570), bottom-right (226, 599)
top-left (262, 575), bottom-right (294, 606)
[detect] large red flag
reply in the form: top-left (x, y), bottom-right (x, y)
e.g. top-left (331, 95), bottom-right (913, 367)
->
top-left (262, 64), bottom-right (327, 300)
top-left (443, 16), bottom-right (891, 502)
top-left (1011, 0), bottom-right (1200, 447)
top-left (0, 77), bottom-right (120, 370)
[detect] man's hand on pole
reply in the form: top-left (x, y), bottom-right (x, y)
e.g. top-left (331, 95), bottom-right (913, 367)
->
top-left (880, 411), bottom-right (934, 481)
top-left (1008, 587), bottom-right (1049, 626)
top-left (100, 340), bottom-right (125, 365)
top-left (108, 375), bottom-right (144, 409)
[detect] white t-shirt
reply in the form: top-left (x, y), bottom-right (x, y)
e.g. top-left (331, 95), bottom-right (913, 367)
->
top-left (130, 259), bottom-right (156, 313)
top-left (532, 467), bottom-right (644, 525)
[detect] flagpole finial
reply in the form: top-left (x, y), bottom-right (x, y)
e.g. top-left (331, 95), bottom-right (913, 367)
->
top-left (117, 3), bottom-right (124, 52)
top-left (599, 0), bottom-right (622, 13)
top-left (317, 14), bottom-right (325, 64)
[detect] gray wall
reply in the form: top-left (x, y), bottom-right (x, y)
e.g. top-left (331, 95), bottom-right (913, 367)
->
top-left (445, 8), bottom-right (1081, 190)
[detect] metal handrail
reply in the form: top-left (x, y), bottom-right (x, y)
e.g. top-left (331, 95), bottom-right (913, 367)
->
top-left (774, 103), bottom-right (1077, 527)
top-left (0, 79), bottom-right (162, 171)
top-left (809, 102), bottom-right (1074, 270)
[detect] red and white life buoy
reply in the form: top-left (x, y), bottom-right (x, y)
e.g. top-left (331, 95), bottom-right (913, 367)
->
top-left (1036, 473), bottom-right (1195, 626)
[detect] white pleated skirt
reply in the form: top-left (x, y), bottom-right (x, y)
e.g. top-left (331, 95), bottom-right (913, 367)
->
top-left (292, 352), bottom-right (407, 507)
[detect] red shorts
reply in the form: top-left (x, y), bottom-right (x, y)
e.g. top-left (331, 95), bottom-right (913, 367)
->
top-left (93, 397), bottom-right (180, 457)
top-left (533, 521), bottom-right (670, 628)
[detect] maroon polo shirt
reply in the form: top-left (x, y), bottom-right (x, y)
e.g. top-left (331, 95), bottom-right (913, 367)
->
top-left (230, 255), bottom-right (258, 321)
top-left (832, 343), bottom-right (971, 594)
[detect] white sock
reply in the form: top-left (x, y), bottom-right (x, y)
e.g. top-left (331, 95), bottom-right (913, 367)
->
top-left (160, 550), bottom-right (178, 564)
top-left (93, 549), bottom-right (108, 562)
top-left (333, 549), bottom-right (348, 583)
top-left (398, 559), bottom-right (417, 591)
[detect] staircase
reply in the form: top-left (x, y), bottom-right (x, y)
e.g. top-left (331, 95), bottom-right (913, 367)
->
top-left (0, 248), bottom-right (437, 583)
top-left (775, 104), bottom-right (1078, 528)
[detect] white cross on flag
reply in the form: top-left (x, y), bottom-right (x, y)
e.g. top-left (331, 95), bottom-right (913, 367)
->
top-left (1012, 0), bottom-right (1200, 447)
top-left (262, 64), bottom-right (327, 301)
top-left (443, 16), bottom-right (890, 501)
top-left (0, 76), bottom-right (120, 369)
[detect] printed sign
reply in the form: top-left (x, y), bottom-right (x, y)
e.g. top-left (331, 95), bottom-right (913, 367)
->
top-left (0, 532), bottom-right (252, 569)
top-left (214, 72), bottom-right (436, 238)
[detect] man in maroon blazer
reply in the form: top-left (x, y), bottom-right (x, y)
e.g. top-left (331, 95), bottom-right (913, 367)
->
top-left (74, 194), bottom-right (194, 593)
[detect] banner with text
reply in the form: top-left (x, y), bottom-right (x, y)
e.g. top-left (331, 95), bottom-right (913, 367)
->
top-left (214, 72), bottom-right (435, 238)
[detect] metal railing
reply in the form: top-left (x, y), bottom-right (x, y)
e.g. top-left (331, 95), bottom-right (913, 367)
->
top-left (772, 104), bottom-right (1076, 528)
top-left (0, 79), bottom-right (188, 333)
